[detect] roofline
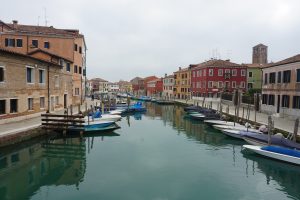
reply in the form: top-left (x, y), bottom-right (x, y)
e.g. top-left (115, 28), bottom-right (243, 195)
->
top-left (28, 49), bottom-right (73, 63)
top-left (0, 48), bottom-right (62, 67)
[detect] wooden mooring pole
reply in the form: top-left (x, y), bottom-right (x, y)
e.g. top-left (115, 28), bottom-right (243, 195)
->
top-left (293, 118), bottom-right (299, 142)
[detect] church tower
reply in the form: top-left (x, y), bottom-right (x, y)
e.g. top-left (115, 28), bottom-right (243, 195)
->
top-left (252, 44), bottom-right (268, 64)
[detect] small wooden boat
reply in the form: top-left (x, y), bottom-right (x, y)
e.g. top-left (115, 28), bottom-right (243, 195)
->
top-left (243, 145), bottom-right (300, 165)
top-left (156, 100), bottom-right (174, 105)
top-left (69, 120), bottom-right (120, 133)
top-left (188, 113), bottom-right (220, 120)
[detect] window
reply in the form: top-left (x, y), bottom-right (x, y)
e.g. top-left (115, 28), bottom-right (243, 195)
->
top-left (225, 81), bottom-right (230, 89)
top-left (193, 71), bottom-right (195, 77)
top-left (32, 40), bottom-right (38, 48)
top-left (232, 69), bottom-right (237, 76)
top-left (28, 98), bottom-right (33, 110)
top-left (39, 69), bottom-right (45, 84)
top-left (202, 81), bottom-right (206, 88)
top-left (196, 71), bottom-right (199, 77)
top-left (26, 67), bottom-right (34, 83)
top-left (75, 88), bottom-right (80, 95)
top-left (208, 81), bottom-right (213, 88)
top-left (66, 63), bottom-right (71, 72)
top-left (74, 44), bottom-right (78, 51)
top-left (74, 65), bottom-right (78, 73)
top-left (268, 95), bottom-right (275, 106)
top-left (16, 39), bottom-right (23, 47)
top-left (232, 81), bottom-right (236, 88)
top-left (203, 69), bottom-right (206, 76)
top-left (0, 100), bottom-right (5, 115)
top-left (248, 83), bottom-right (253, 89)
top-left (55, 96), bottom-right (59, 105)
top-left (218, 69), bottom-right (223, 76)
top-left (282, 95), bottom-right (290, 108)
top-left (225, 69), bottom-right (230, 74)
top-left (269, 72), bottom-right (276, 84)
top-left (240, 81), bottom-right (245, 88)
top-left (209, 69), bottom-right (213, 76)
top-left (248, 71), bottom-right (253, 78)
top-left (10, 99), bottom-right (18, 113)
top-left (277, 71), bottom-right (282, 83)
top-left (293, 96), bottom-right (300, 109)
top-left (192, 82), bottom-right (195, 88)
top-left (44, 41), bottom-right (50, 49)
top-left (264, 73), bottom-right (268, 85)
top-left (218, 81), bottom-right (223, 88)
top-left (297, 69), bottom-right (300, 82)
top-left (54, 75), bottom-right (59, 88)
top-left (79, 66), bottom-right (82, 74)
top-left (79, 46), bottom-right (82, 54)
top-left (241, 69), bottom-right (246, 76)
top-left (0, 67), bottom-right (4, 82)
top-left (5, 38), bottom-right (15, 47)
top-left (262, 94), bottom-right (268, 104)
top-left (199, 70), bottom-right (202, 76)
top-left (40, 97), bottom-right (45, 109)
top-left (283, 70), bottom-right (291, 83)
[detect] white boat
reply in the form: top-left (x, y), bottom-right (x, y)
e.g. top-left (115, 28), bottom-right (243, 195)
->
top-left (85, 114), bottom-right (121, 122)
top-left (109, 109), bottom-right (124, 115)
top-left (221, 129), bottom-right (244, 139)
top-left (243, 145), bottom-right (300, 165)
top-left (204, 120), bottom-right (241, 126)
top-left (212, 124), bottom-right (257, 132)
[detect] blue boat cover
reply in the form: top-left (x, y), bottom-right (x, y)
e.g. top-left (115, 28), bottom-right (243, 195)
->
top-left (262, 146), bottom-right (300, 158)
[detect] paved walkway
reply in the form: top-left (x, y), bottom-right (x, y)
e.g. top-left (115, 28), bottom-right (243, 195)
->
top-left (175, 98), bottom-right (300, 135)
top-left (0, 98), bottom-right (99, 137)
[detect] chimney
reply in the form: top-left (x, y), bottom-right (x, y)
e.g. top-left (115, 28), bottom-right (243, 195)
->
top-left (12, 20), bottom-right (18, 29)
top-left (165, 73), bottom-right (167, 77)
top-left (179, 67), bottom-right (181, 71)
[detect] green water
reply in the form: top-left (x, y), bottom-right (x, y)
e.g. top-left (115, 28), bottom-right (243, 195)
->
top-left (0, 103), bottom-right (300, 200)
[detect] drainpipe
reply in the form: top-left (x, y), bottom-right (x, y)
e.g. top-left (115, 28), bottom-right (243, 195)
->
top-left (47, 65), bottom-right (50, 113)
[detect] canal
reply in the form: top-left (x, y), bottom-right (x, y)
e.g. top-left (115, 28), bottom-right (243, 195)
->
top-left (0, 103), bottom-right (300, 200)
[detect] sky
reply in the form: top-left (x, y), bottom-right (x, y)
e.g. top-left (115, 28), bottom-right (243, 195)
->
top-left (2, 0), bottom-right (300, 82)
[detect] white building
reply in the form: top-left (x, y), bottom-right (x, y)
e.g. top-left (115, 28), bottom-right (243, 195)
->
top-left (162, 74), bottom-right (174, 99)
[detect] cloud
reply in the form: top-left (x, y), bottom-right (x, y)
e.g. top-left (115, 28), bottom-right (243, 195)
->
top-left (2, 0), bottom-right (300, 81)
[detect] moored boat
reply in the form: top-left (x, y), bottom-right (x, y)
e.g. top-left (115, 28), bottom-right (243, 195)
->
top-left (243, 145), bottom-right (300, 165)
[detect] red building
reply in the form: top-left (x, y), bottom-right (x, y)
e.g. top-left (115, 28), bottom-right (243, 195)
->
top-left (146, 78), bottom-right (163, 97)
top-left (144, 76), bottom-right (158, 95)
top-left (191, 59), bottom-right (247, 97)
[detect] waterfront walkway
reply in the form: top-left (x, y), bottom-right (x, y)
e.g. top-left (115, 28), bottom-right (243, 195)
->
top-left (0, 99), bottom-right (99, 137)
top-left (175, 98), bottom-right (300, 136)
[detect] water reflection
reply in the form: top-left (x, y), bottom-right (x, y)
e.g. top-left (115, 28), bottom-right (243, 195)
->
top-left (146, 103), bottom-right (300, 200)
top-left (243, 151), bottom-right (300, 200)
top-left (0, 136), bottom-right (87, 200)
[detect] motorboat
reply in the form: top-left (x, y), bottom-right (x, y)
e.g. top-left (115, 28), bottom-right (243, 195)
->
top-left (85, 114), bottom-right (122, 122)
top-left (212, 124), bottom-right (257, 132)
top-left (220, 129), bottom-right (261, 139)
top-left (204, 120), bottom-right (242, 126)
top-left (243, 133), bottom-right (300, 150)
top-left (68, 120), bottom-right (120, 133)
top-left (243, 145), bottom-right (300, 165)
top-left (109, 109), bottom-right (124, 115)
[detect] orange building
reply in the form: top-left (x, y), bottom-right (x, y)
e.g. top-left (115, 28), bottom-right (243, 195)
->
top-left (0, 20), bottom-right (87, 105)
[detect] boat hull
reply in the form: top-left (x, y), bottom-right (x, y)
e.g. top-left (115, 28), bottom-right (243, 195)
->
top-left (243, 145), bottom-right (300, 165)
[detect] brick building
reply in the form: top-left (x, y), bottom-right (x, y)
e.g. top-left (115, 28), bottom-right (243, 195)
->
top-left (0, 48), bottom-right (72, 121)
top-left (0, 20), bottom-right (87, 105)
top-left (191, 59), bottom-right (247, 98)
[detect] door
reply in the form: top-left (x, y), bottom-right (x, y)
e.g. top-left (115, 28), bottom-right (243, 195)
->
top-left (277, 95), bottom-right (280, 113)
top-left (64, 94), bottom-right (67, 108)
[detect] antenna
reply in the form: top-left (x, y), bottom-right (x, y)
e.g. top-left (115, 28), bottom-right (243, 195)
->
top-left (44, 7), bottom-right (49, 26)
top-left (37, 16), bottom-right (40, 26)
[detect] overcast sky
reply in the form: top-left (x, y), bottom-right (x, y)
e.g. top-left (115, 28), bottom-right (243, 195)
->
top-left (2, 0), bottom-right (300, 82)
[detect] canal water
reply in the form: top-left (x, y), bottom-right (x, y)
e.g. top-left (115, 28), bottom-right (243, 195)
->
top-left (0, 103), bottom-right (300, 200)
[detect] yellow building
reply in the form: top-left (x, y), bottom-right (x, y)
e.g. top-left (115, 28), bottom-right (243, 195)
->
top-left (173, 67), bottom-right (191, 99)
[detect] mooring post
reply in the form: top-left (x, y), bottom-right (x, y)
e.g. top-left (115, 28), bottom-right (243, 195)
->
top-left (268, 115), bottom-right (272, 145)
top-left (293, 118), bottom-right (299, 142)
top-left (242, 107), bottom-right (245, 121)
top-left (78, 104), bottom-right (81, 114)
top-left (85, 102), bottom-right (87, 112)
top-left (70, 105), bottom-right (73, 115)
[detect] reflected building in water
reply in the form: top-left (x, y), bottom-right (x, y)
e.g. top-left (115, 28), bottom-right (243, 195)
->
top-left (0, 137), bottom-right (86, 200)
